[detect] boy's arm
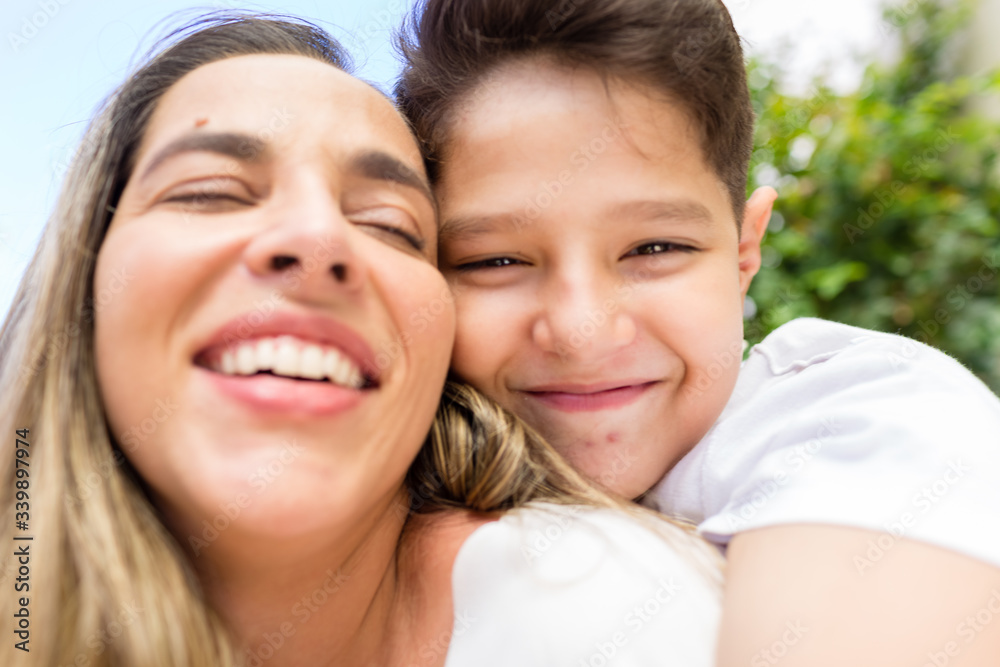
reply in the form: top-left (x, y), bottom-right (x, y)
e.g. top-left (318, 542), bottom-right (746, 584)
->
top-left (717, 524), bottom-right (1000, 667)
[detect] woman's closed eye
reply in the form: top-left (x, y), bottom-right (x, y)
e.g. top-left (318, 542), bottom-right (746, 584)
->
top-left (349, 208), bottom-right (425, 254)
top-left (159, 179), bottom-right (254, 212)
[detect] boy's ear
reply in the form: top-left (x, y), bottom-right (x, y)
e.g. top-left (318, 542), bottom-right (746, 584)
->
top-left (738, 186), bottom-right (778, 297)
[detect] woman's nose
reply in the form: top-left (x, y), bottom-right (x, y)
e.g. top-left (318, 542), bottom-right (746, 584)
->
top-left (242, 182), bottom-right (365, 298)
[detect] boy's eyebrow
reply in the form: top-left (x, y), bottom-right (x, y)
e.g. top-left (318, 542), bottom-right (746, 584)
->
top-left (440, 199), bottom-right (715, 242)
top-left (439, 213), bottom-right (524, 242)
top-left (140, 131), bottom-right (269, 181)
top-left (604, 199), bottom-right (715, 225)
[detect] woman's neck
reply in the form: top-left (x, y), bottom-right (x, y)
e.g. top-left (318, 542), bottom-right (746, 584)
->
top-left (389, 509), bottom-right (500, 666)
top-left (188, 487), bottom-right (414, 667)
top-left (177, 487), bottom-right (498, 666)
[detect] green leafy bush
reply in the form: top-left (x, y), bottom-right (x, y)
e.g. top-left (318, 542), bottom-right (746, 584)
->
top-left (745, 0), bottom-right (1000, 393)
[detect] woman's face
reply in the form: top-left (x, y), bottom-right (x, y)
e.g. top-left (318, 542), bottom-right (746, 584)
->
top-left (95, 54), bottom-right (453, 546)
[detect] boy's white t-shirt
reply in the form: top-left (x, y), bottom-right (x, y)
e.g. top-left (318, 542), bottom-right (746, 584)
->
top-left (445, 503), bottom-right (721, 666)
top-left (645, 317), bottom-right (1000, 569)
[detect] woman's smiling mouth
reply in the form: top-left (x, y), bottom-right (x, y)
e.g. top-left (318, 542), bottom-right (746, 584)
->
top-left (200, 335), bottom-right (367, 389)
top-left (193, 310), bottom-right (383, 416)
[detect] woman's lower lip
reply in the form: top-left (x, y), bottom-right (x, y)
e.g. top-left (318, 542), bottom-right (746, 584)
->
top-left (201, 368), bottom-right (365, 416)
top-left (524, 382), bottom-right (656, 413)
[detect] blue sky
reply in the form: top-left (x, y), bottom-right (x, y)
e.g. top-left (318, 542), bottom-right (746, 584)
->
top-left (0, 0), bottom-right (889, 318)
top-left (0, 0), bottom-right (413, 318)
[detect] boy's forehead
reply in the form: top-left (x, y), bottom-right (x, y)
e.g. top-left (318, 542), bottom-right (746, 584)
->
top-left (455, 60), bottom-right (712, 176)
top-left (440, 60), bottom-right (736, 234)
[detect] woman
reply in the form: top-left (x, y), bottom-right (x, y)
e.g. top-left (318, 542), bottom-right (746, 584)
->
top-left (0, 14), bottom-right (720, 666)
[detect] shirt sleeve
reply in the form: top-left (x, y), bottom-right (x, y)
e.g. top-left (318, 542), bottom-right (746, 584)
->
top-left (684, 319), bottom-right (1000, 569)
top-left (444, 504), bottom-right (721, 667)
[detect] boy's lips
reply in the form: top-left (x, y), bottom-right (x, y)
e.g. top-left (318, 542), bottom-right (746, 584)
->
top-left (520, 380), bottom-right (660, 413)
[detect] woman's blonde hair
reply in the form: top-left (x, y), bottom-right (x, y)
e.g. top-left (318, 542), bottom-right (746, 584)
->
top-left (412, 383), bottom-right (626, 512)
top-left (0, 13), bottom-right (716, 667)
top-left (0, 14), bottom-right (348, 667)
top-left (412, 382), bottom-right (721, 574)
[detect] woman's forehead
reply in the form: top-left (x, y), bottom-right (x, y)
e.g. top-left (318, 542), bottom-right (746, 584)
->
top-left (141, 54), bottom-right (422, 169)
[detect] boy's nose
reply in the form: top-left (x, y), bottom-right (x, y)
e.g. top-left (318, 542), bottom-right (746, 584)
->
top-left (531, 278), bottom-right (637, 361)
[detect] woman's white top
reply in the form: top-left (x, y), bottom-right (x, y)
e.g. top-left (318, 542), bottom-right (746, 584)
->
top-left (647, 318), bottom-right (1000, 570)
top-left (444, 503), bottom-right (721, 666)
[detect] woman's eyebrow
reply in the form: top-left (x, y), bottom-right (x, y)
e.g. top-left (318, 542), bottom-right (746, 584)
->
top-left (348, 150), bottom-right (436, 210)
top-left (139, 131), bottom-right (270, 182)
top-left (139, 137), bottom-right (435, 211)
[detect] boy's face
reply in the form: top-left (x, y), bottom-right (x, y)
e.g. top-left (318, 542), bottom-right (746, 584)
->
top-left (436, 60), bottom-right (775, 497)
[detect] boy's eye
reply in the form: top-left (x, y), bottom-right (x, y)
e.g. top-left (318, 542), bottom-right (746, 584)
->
top-left (454, 256), bottom-right (526, 271)
top-left (623, 241), bottom-right (698, 257)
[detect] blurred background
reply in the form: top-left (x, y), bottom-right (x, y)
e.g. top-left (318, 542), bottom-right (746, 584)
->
top-left (1, 0), bottom-right (998, 390)
top-left (741, 0), bottom-right (1000, 393)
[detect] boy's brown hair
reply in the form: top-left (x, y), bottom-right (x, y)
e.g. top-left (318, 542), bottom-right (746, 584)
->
top-left (396, 0), bottom-right (755, 227)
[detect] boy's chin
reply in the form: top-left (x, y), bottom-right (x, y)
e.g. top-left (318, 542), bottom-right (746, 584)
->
top-left (542, 424), bottom-right (690, 499)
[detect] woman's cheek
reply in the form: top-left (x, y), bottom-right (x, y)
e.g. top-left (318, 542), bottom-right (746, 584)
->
top-left (450, 291), bottom-right (504, 389)
top-left (392, 265), bottom-right (456, 382)
top-left (93, 230), bottom-right (163, 433)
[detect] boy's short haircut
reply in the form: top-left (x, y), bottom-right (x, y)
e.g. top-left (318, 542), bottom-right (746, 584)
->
top-left (396, 0), bottom-right (755, 227)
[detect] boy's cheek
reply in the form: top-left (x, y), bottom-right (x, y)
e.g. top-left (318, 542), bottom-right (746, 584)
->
top-left (646, 295), bottom-right (743, 405)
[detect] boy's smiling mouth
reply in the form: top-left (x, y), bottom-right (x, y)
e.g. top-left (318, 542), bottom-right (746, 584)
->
top-left (520, 380), bottom-right (660, 413)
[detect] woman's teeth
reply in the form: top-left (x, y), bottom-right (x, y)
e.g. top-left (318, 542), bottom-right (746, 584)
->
top-left (214, 336), bottom-right (365, 389)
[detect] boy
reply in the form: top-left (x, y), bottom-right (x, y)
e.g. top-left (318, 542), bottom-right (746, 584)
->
top-left (398, 0), bottom-right (1000, 665)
